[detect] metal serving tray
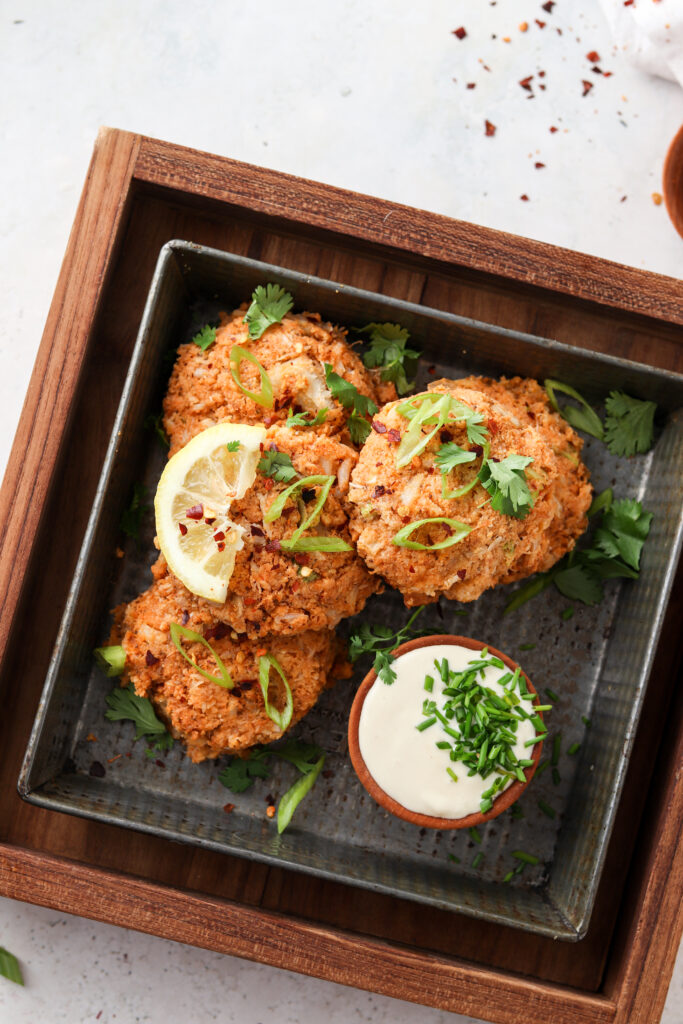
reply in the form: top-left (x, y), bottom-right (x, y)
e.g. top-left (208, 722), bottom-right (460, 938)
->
top-left (19, 240), bottom-right (683, 941)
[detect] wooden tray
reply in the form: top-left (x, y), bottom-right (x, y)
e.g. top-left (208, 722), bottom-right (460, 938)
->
top-left (1, 127), bottom-right (682, 1022)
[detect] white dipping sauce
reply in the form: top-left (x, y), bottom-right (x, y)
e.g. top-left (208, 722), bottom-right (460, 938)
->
top-left (358, 644), bottom-right (537, 819)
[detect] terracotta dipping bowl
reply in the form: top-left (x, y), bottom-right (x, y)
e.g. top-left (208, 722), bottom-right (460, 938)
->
top-left (348, 634), bottom-right (543, 830)
top-left (663, 123), bottom-right (683, 239)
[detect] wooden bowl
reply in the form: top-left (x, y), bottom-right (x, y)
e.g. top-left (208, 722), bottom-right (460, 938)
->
top-left (348, 634), bottom-right (543, 830)
top-left (663, 123), bottom-right (683, 238)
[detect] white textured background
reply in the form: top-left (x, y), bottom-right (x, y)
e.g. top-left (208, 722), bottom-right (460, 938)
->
top-left (1, 1), bottom-right (682, 1022)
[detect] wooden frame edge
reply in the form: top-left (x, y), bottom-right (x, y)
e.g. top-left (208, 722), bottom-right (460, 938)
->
top-left (132, 132), bottom-right (683, 326)
top-left (0, 845), bottom-right (615, 1023)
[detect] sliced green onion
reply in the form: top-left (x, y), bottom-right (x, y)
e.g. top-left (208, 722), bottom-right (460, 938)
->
top-left (169, 623), bottom-right (233, 689)
top-left (472, 852), bottom-right (484, 869)
top-left (392, 517), bottom-right (471, 550)
top-left (512, 850), bottom-right (540, 865)
top-left (561, 606), bottom-right (574, 621)
top-left (94, 645), bottom-right (126, 677)
top-left (538, 799), bottom-right (556, 819)
top-left (567, 742), bottom-right (581, 755)
top-left (265, 474), bottom-right (334, 543)
top-left (544, 379), bottom-right (604, 439)
top-left (441, 441), bottom-right (490, 499)
top-left (446, 767), bottom-right (459, 782)
top-left (277, 753), bottom-right (325, 833)
top-left (503, 870), bottom-right (514, 883)
top-left (519, 642), bottom-right (536, 651)
top-left (229, 344), bottom-right (274, 409)
top-left (524, 734), bottom-right (545, 747)
top-left (588, 488), bottom-right (613, 519)
top-left (258, 653), bottom-right (293, 732)
top-left (582, 716), bottom-right (592, 729)
top-left (448, 853), bottom-right (461, 863)
top-left (469, 826), bottom-right (482, 844)
top-left (396, 393), bottom-right (454, 468)
top-left (0, 948), bottom-right (23, 986)
top-left (416, 716), bottom-right (437, 732)
top-left (279, 536), bottom-right (352, 552)
top-left (424, 674), bottom-right (434, 692)
top-left (545, 687), bottom-right (559, 703)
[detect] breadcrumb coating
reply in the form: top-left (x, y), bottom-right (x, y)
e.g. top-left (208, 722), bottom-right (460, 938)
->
top-left (347, 376), bottom-right (592, 605)
top-left (163, 308), bottom-right (390, 455)
top-left (111, 576), bottom-right (341, 762)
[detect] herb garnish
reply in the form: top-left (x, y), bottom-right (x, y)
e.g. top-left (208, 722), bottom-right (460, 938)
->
top-left (229, 345), bottom-right (274, 408)
top-left (120, 483), bottom-right (149, 541)
top-left (226, 440), bottom-right (241, 452)
top-left (257, 449), bottom-right (299, 483)
top-left (169, 622), bottom-right (234, 689)
top-left (323, 363), bottom-right (378, 444)
top-left (545, 379), bottom-right (657, 456)
top-left (145, 412), bottom-right (170, 449)
top-left (392, 516), bottom-right (472, 551)
top-left (504, 491), bottom-right (653, 612)
top-left (545, 379), bottom-right (604, 439)
top-left (477, 455), bottom-right (534, 519)
top-left (244, 283), bottom-right (294, 340)
top-left (94, 644), bottom-right (126, 677)
top-left (286, 408), bottom-right (328, 428)
top-left (434, 443), bottom-right (477, 473)
top-left (218, 739), bottom-right (326, 833)
top-left (104, 684), bottom-right (173, 752)
top-left (349, 606), bottom-right (426, 685)
top-left (191, 324), bottom-right (217, 351)
top-left (258, 653), bottom-right (294, 732)
top-left (0, 948), bottom-right (23, 986)
top-left (357, 322), bottom-right (420, 395)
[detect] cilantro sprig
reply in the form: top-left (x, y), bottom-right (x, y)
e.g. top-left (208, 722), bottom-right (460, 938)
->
top-left (191, 324), bottom-right (217, 351)
top-left (478, 454), bottom-right (534, 519)
top-left (120, 483), bottom-right (149, 541)
top-left (323, 363), bottom-right (378, 444)
top-left (258, 449), bottom-right (299, 483)
top-left (349, 606), bottom-right (426, 684)
top-left (358, 322), bottom-right (420, 395)
top-left (218, 739), bottom-right (325, 833)
top-left (244, 284), bottom-right (294, 340)
top-left (104, 684), bottom-right (174, 753)
top-left (545, 380), bottom-right (657, 457)
top-left (504, 490), bottom-right (653, 612)
top-left (286, 408), bottom-right (327, 428)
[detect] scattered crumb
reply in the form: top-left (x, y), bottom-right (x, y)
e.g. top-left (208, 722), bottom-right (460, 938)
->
top-left (453, 26), bottom-right (467, 39)
top-left (519, 21), bottom-right (528, 32)
top-left (266, 804), bottom-right (276, 818)
top-left (485, 119), bottom-right (497, 136)
top-left (86, 733), bottom-right (98, 743)
top-left (520, 194), bottom-right (530, 201)
top-left (652, 192), bottom-right (663, 206)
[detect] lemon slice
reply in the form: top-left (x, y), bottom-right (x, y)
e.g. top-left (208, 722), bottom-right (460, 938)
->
top-left (154, 422), bottom-right (266, 602)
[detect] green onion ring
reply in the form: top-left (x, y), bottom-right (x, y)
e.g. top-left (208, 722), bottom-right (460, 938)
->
top-left (94, 644), bottom-right (126, 677)
top-left (279, 536), bottom-right (352, 552)
top-left (169, 623), bottom-right (234, 689)
top-left (258, 653), bottom-right (293, 732)
top-left (391, 517), bottom-right (472, 550)
top-left (544, 379), bottom-right (604, 439)
top-left (229, 345), bottom-right (274, 409)
top-left (441, 441), bottom-right (490, 499)
top-left (265, 474), bottom-right (334, 542)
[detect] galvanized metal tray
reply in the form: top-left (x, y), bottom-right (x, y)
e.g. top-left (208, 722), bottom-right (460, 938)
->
top-left (19, 240), bottom-right (683, 941)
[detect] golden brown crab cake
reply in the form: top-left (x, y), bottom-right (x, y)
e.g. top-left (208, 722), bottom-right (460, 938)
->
top-left (111, 577), bottom-right (341, 762)
top-left (153, 424), bottom-right (382, 637)
top-left (163, 307), bottom-right (388, 455)
top-left (347, 380), bottom-right (592, 606)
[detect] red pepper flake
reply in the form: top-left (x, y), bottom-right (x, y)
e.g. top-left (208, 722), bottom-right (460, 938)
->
top-left (250, 524), bottom-right (265, 537)
top-left (266, 804), bottom-right (276, 818)
top-left (620, 195), bottom-right (628, 202)
top-left (541, 0), bottom-right (555, 11)
top-left (488, 419), bottom-right (499, 436)
top-left (538, 70), bottom-right (546, 78)
top-left (386, 428), bottom-right (401, 444)
top-left (466, 82), bottom-right (476, 89)
top-left (401, 516), bottom-right (411, 524)
top-left (472, 444), bottom-right (484, 458)
top-left (520, 194), bottom-right (530, 202)
top-left (452, 26), bottom-right (467, 39)
top-left (549, 125), bottom-right (559, 133)
top-left (186, 504), bottom-right (203, 520)
top-left (155, 759), bottom-right (165, 769)
top-left (263, 478), bottom-right (274, 491)
top-left (178, 522), bottom-right (188, 536)
top-left (408, 566), bottom-right (415, 574)
top-left (213, 531), bottom-right (225, 542)
top-left (539, 84), bottom-right (546, 90)
top-left (371, 419), bottom-right (387, 434)
top-left (535, 19), bottom-right (546, 28)
top-left (623, 1), bottom-right (634, 6)
top-left (205, 517), bottom-right (216, 525)
top-left (145, 649), bottom-right (160, 667)
top-left (428, 365), bottom-right (436, 375)
top-left (181, 609), bottom-right (189, 625)
top-left (519, 75), bottom-right (534, 91)
top-left (582, 80), bottom-right (593, 96)
top-left (223, 803), bottom-right (235, 813)
top-left (586, 50), bottom-right (600, 62)
top-left (107, 754), bottom-right (122, 764)
top-left (485, 119), bottom-right (497, 136)
top-left (372, 485), bottom-right (386, 498)
top-left (294, 552), bottom-right (310, 565)
top-left (266, 539), bottom-right (281, 552)
top-left (204, 622), bottom-right (230, 641)
top-left (603, 71), bottom-right (613, 78)
top-left (216, 541), bottom-right (226, 552)
top-left (535, 161), bottom-right (545, 168)
top-left (457, 569), bottom-right (467, 580)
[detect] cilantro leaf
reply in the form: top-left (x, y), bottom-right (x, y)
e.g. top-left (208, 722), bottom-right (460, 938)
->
top-left (435, 442), bottom-right (477, 474)
top-left (0, 948), bottom-right (23, 986)
top-left (257, 449), bottom-right (299, 483)
top-left (286, 409), bottom-right (327, 428)
top-left (466, 414), bottom-right (489, 446)
top-left (323, 364), bottom-right (378, 444)
top-left (105, 684), bottom-right (172, 745)
top-left (347, 410), bottom-right (372, 445)
top-left (553, 565), bottom-right (603, 605)
top-left (544, 380), bottom-right (604, 439)
top-left (478, 455), bottom-right (534, 519)
top-left (593, 498), bottom-right (653, 570)
top-left (120, 483), bottom-right (149, 540)
top-left (226, 440), bottom-right (241, 452)
top-left (349, 607), bottom-right (427, 684)
top-left (277, 754), bottom-right (325, 834)
top-left (145, 412), bottom-right (170, 449)
top-left (603, 391), bottom-right (656, 457)
top-left (218, 752), bottom-right (271, 793)
top-left (244, 284), bottom-right (294, 340)
top-left (358, 322), bottom-right (420, 395)
top-left (192, 324), bottom-right (217, 351)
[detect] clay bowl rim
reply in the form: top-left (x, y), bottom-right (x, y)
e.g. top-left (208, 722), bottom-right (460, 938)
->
top-left (347, 634), bottom-right (544, 830)
top-left (662, 122), bottom-right (683, 239)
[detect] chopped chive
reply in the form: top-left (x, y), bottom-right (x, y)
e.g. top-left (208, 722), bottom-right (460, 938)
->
top-left (552, 768), bottom-right (561, 786)
top-left (582, 716), bottom-right (592, 729)
top-left (469, 826), bottom-right (482, 844)
top-left (552, 734), bottom-right (561, 766)
top-left (518, 758), bottom-right (535, 767)
top-left (536, 760), bottom-right (549, 776)
top-left (544, 688), bottom-right (559, 703)
top-left (435, 740), bottom-right (451, 750)
top-left (453, 609), bottom-right (469, 616)
top-left (424, 675), bottom-right (434, 693)
top-left (416, 716), bottom-right (437, 732)
top-left (514, 862), bottom-right (525, 875)
top-left (480, 796), bottom-right (493, 813)
top-left (524, 735), bottom-right (545, 747)
top-left (512, 850), bottom-right (540, 865)
top-left (534, 704), bottom-right (553, 712)
top-left (567, 742), bottom-right (581, 755)
top-left (448, 853), bottom-right (461, 863)
top-left (538, 799), bottom-right (556, 819)
top-left (503, 870), bottom-right (515, 883)
top-left (561, 606), bottom-right (574, 621)
top-left (446, 767), bottom-right (459, 783)
top-left (472, 852), bottom-right (484, 869)
top-left (518, 642), bottom-right (536, 651)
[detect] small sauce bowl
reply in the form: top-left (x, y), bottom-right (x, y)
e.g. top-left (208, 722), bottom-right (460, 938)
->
top-left (348, 634), bottom-right (543, 830)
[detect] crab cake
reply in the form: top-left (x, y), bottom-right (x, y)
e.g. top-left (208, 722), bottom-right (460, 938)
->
top-left (155, 423), bottom-right (382, 637)
top-left (164, 307), bottom-right (390, 455)
top-left (347, 378), bottom-right (592, 606)
top-left (111, 577), bottom-right (341, 762)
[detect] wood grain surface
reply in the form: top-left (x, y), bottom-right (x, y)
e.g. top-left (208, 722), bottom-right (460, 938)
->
top-left (0, 128), bottom-right (681, 1023)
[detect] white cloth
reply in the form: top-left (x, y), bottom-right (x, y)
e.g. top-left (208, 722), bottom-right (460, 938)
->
top-left (599, 0), bottom-right (683, 87)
